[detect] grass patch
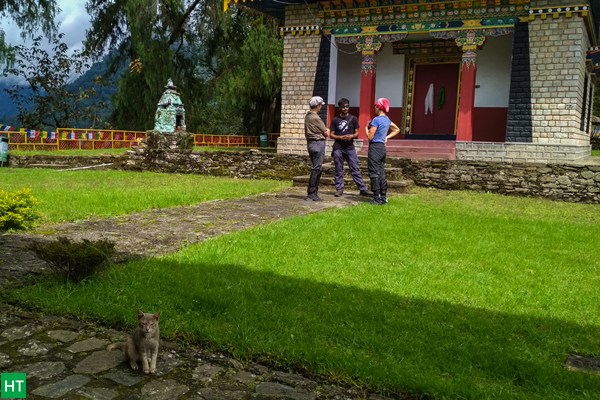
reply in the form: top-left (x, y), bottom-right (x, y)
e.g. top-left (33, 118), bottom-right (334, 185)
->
top-left (1, 169), bottom-right (289, 223)
top-left (592, 149), bottom-right (600, 157)
top-left (7, 189), bottom-right (600, 399)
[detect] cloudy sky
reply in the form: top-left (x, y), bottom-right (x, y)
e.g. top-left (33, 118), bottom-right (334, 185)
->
top-left (2, 0), bottom-right (90, 53)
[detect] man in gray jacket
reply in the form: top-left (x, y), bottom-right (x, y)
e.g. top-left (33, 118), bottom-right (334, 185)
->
top-left (304, 96), bottom-right (330, 201)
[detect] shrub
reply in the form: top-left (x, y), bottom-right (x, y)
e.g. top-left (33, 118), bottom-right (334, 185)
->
top-left (30, 237), bottom-right (116, 283)
top-left (0, 189), bottom-right (41, 232)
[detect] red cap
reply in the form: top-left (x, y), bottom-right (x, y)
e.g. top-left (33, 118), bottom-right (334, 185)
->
top-left (375, 98), bottom-right (390, 113)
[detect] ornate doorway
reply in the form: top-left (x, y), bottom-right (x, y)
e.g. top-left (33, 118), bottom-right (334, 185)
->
top-left (409, 62), bottom-right (460, 137)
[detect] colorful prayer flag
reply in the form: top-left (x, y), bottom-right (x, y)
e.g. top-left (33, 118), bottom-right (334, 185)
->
top-left (0, 125), bottom-right (14, 131)
top-left (26, 130), bottom-right (39, 139)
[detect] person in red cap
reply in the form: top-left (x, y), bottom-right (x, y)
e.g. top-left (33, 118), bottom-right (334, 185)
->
top-left (365, 98), bottom-right (400, 205)
top-left (304, 96), bottom-right (330, 201)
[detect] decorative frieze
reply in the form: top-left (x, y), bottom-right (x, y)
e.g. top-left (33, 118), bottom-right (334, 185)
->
top-left (524, 5), bottom-right (589, 21)
top-left (393, 40), bottom-right (460, 56)
top-left (361, 54), bottom-right (377, 75)
top-left (455, 30), bottom-right (486, 51)
top-left (524, 4), bottom-right (595, 42)
top-left (280, 25), bottom-right (321, 36)
top-left (326, 17), bottom-right (518, 37)
top-left (320, 0), bottom-right (530, 26)
top-left (356, 35), bottom-right (383, 55)
top-left (335, 33), bottom-right (406, 44)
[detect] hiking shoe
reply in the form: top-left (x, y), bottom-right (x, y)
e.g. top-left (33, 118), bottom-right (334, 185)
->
top-left (359, 190), bottom-right (370, 196)
top-left (334, 190), bottom-right (343, 197)
top-left (305, 194), bottom-right (323, 202)
top-left (369, 196), bottom-right (385, 205)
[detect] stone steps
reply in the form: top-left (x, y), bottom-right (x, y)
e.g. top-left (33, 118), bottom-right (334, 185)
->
top-left (356, 139), bottom-right (457, 160)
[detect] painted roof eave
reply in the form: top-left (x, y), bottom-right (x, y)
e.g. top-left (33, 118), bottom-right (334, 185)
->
top-left (223, 0), bottom-right (321, 19)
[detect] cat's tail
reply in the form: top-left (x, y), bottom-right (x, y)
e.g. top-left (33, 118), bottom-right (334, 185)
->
top-left (106, 342), bottom-right (127, 352)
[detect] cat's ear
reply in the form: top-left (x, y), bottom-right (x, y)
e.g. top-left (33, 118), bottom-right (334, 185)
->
top-left (138, 310), bottom-right (145, 319)
top-left (154, 312), bottom-right (160, 321)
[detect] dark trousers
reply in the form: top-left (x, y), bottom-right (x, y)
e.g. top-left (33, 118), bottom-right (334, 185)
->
top-left (367, 142), bottom-right (387, 196)
top-left (307, 140), bottom-right (326, 195)
top-left (332, 144), bottom-right (367, 192)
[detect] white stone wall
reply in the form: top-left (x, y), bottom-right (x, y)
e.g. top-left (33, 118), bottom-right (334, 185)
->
top-left (528, 15), bottom-right (590, 146)
top-left (279, 4), bottom-right (323, 155)
top-left (456, 142), bottom-right (591, 163)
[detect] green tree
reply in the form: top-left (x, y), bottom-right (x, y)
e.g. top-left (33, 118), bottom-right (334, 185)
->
top-left (85, 0), bottom-right (203, 130)
top-left (215, 20), bottom-right (282, 134)
top-left (83, 0), bottom-right (283, 135)
top-left (2, 34), bottom-right (104, 129)
top-left (0, 0), bottom-right (59, 64)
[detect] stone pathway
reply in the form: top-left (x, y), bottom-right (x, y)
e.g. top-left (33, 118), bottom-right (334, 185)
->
top-left (0, 187), bottom-right (368, 289)
top-left (1, 187), bottom-right (397, 400)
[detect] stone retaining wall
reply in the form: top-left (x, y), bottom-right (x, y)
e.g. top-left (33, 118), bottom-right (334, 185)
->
top-left (7, 155), bottom-right (121, 169)
top-left (122, 148), bottom-right (310, 180)
top-left (7, 151), bottom-right (600, 203)
top-left (7, 151), bottom-right (311, 181)
top-left (390, 158), bottom-right (600, 203)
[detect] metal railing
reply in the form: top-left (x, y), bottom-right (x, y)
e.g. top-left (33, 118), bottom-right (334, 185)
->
top-left (1, 128), bottom-right (278, 151)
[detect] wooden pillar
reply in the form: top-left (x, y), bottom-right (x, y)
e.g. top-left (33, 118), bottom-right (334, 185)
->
top-left (357, 37), bottom-right (382, 139)
top-left (455, 31), bottom-right (485, 142)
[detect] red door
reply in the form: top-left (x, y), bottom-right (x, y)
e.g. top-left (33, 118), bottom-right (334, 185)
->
top-left (410, 63), bottom-right (459, 135)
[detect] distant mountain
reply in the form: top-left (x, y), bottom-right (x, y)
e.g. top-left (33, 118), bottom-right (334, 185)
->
top-left (0, 81), bottom-right (25, 127)
top-left (0, 56), bottom-right (126, 130)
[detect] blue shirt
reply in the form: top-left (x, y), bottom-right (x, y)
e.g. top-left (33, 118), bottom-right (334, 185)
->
top-left (369, 115), bottom-right (391, 143)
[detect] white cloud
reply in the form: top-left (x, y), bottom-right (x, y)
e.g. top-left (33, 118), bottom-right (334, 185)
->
top-left (1, 0), bottom-right (90, 53)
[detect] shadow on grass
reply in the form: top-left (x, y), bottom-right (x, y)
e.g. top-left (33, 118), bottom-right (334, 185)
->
top-left (9, 259), bottom-right (600, 400)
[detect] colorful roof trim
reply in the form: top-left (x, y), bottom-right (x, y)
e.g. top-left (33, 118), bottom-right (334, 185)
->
top-left (224, 0), bottom-right (598, 49)
top-left (587, 47), bottom-right (600, 76)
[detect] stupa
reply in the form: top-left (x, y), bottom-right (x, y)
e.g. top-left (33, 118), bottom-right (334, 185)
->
top-left (144, 79), bottom-right (193, 152)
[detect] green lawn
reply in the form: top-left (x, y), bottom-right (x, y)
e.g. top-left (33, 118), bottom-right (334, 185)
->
top-left (0, 169), bottom-right (289, 223)
top-left (6, 188), bottom-right (600, 400)
top-left (592, 149), bottom-right (600, 157)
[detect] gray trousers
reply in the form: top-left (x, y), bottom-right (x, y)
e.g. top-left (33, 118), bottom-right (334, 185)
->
top-left (307, 140), bottom-right (326, 195)
top-left (332, 144), bottom-right (367, 192)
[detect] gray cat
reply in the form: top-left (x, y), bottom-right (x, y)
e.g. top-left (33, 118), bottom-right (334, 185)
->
top-left (107, 310), bottom-right (160, 374)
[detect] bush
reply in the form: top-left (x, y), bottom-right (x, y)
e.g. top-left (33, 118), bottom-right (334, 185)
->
top-left (30, 237), bottom-right (116, 283)
top-left (0, 189), bottom-right (41, 232)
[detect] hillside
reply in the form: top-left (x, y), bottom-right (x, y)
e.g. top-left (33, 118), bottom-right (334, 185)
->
top-left (0, 57), bottom-right (124, 130)
top-left (0, 81), bottom-right (24, 127)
